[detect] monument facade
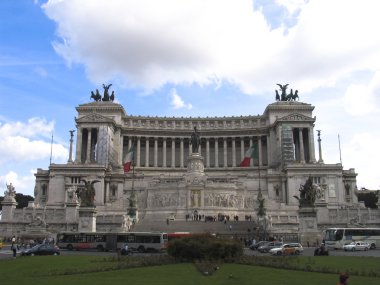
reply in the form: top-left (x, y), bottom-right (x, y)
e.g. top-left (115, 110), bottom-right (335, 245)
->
top-left (1, 85), bottom-right (379, 239)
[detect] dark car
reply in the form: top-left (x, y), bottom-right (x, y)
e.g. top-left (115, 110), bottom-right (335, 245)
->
top-left (21, 244), bottom-right (60, 256)
top-left (258, 241), bottom-right (283, 253)
top-left (249, 241), bottom-right (268, 250)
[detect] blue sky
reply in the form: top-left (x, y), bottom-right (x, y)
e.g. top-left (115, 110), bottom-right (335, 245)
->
top-left (0, 0), bottom-right (379, 196)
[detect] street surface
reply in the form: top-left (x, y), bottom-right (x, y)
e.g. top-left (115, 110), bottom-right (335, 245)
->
top-left (1, 245), bottom-right (380, 260)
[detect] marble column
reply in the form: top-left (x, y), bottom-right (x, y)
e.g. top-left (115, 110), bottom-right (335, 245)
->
top-left (223, 137), bottom-right (227, 167)
top-left (163, 138), bottom-right (167, 167)
top-left (206, 138), bottom-right (210, 168)
top-left (317, 130), bottom-right (324, 163)
top-left (299, 128), bottom-right (305, 163)
top-left (214, 138), bottom-right (219, 168)
top-left (145, 137), bottom-right (150, 167)
top-left (308, 127), bottom-right (316, 163)
top-left (249, 137), bottom-right (253, 166)
top-left (258, 136), bottom-right (262, 166)
top-left (171, 138), bottom-right (175, 168)
top-left (68, 130), bottom-right (75, 163)
top-left (180, 137), bottom-right (184, 168)
top-left (154, 137), bottom-right (158, 167)
top-left (75, 127), bottom-right (82, 163)
top-left (86, 128), bottom-right (92, 163)
top-left (240, 137), bottom-right (245, 166)
top-left (136, 137), bottom-right (141, 167)
top-left (232, 137), bottom-right (236, 167)
top-left (266, 135), bottom-right (271, 166)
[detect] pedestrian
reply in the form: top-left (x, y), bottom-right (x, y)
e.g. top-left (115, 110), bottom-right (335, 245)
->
top-left (11, 241), bottom-right (17, 259)
top-left (337, 273), bottom-right (349, 285)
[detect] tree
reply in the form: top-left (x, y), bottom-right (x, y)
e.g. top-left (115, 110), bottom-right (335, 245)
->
top-left (0, 193), bottom-right (34, 210)
top-left (357, 191), bottom-right (379, 209)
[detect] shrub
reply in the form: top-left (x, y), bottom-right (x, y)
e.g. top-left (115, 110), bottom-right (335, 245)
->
top-left (167, 234), bottom-right (243, 261)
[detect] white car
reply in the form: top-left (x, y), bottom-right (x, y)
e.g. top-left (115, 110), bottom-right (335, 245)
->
top-left (269, 243), bottom-right (304, 255)
top-left (343, 241), bottom-right (370, 251)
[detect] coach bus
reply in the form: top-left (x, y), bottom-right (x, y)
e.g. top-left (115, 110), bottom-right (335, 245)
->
top-left (57, 231), bottom-right (168, 252)
top-left (57, 232), bottom-right (108, 251)
top-left (115, 232), bottom-right (168, 252)
top-left (168, 232), bottom-right (192, 241)
top-left (323, 227), bottom-right (380, 250)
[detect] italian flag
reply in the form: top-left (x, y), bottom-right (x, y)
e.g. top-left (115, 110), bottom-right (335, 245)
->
top-left (123, 146), bottom-right (134, 173)
top-left (239, 144), bottom-right (258, 167)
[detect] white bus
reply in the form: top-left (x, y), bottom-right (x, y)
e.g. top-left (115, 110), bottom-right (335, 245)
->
top-left (57, 231), bottom-right (168, 252)
top-left (323, 227), bottom-right (380, 250)
top-left (115, 232), bottom-right (168, 253)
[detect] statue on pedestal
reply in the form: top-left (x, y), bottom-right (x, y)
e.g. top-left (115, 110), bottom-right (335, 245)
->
top-left (294, 176), bottom-right (317, 207)
top-left (4, 183), bottom-right (16, 202)
top-left (76, 179), bottom-right (100, 207)
top-left (190, 126), bottom-right (200, 153)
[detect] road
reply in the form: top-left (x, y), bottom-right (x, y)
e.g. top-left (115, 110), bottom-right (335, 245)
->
top-left (1, 245), bottom-right (380, 260)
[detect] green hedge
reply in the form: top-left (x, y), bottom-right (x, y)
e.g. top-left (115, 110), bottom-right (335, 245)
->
top-left (167, 234), bottom-right (243, 261)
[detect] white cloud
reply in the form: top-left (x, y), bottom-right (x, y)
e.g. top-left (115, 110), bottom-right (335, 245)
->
top-left (170, 88), bottom-right (192, 110)
top-left (0, 118), bottom-right (68, 165)
top-left (342, 71), bottom-right (380, 115)
top-left (342, 132), bottom-right (380, 190)
top-left (0, 171), bottom-right (36, 197)
top-left (42, 0), bottom-right (380, 94)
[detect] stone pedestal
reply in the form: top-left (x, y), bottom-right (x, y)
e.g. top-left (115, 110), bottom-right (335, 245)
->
top-left (187, 153), bottom-right (205, 176)
top-left (65, 202), bottom-right (79, 223)
top-left (298, 207), bottom-right (322, 246)
top-left (0, 198), bottom-right (17, 221)
top-left (185, 153), bottom-right (206, 210)
top-left (78, 207), bottom-right (97, 232)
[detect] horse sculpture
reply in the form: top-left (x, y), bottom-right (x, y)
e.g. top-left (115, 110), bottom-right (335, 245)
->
top-left (90, 90), bottom-right (102, 101)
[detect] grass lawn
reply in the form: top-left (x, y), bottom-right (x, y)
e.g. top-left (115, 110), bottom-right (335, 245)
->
top-left (0, 255), bottom-right (379, 285)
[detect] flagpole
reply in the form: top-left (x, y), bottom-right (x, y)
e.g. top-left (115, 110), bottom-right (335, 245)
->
top-left (257, 157), bottom-right (262, 199)
top-left (338, 134), bottom-right (342, 165)
top-left (49, 133), bottom-right (54, 166)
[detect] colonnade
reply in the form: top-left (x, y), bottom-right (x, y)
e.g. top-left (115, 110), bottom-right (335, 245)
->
top-left (125, 135), bottom-right (269, 168)
top-left (73, 125), bottom-right (317, 167)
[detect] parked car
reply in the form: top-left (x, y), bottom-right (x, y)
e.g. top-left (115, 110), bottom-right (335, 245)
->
top-left (258, 241), bottom-right (283, 253)
top-left (270, 243), bottom-right (304, 255)
top-left (314, 244), bottom-right (329, 256)
top-left (20, 244), bottom-right (60, 256)
top-left (249, 241), bottom-right (267, 251)
top-left (343, 241), bottom-right (370, 251)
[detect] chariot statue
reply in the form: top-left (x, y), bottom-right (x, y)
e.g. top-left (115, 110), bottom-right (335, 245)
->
top-left (275, 84), bottom-right (300, 102)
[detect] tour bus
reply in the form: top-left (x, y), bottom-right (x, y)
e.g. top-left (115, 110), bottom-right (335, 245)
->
top-left (168, 232), bottom-right (192, 241)
top-left (115, 232), bottom-right (168, 252)
top-left (323, 227), bottom-right (380, 250)
top-left (57, 231), bottom-right (168, 252)
top-left (57, 232), bottom-right (108, 251)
